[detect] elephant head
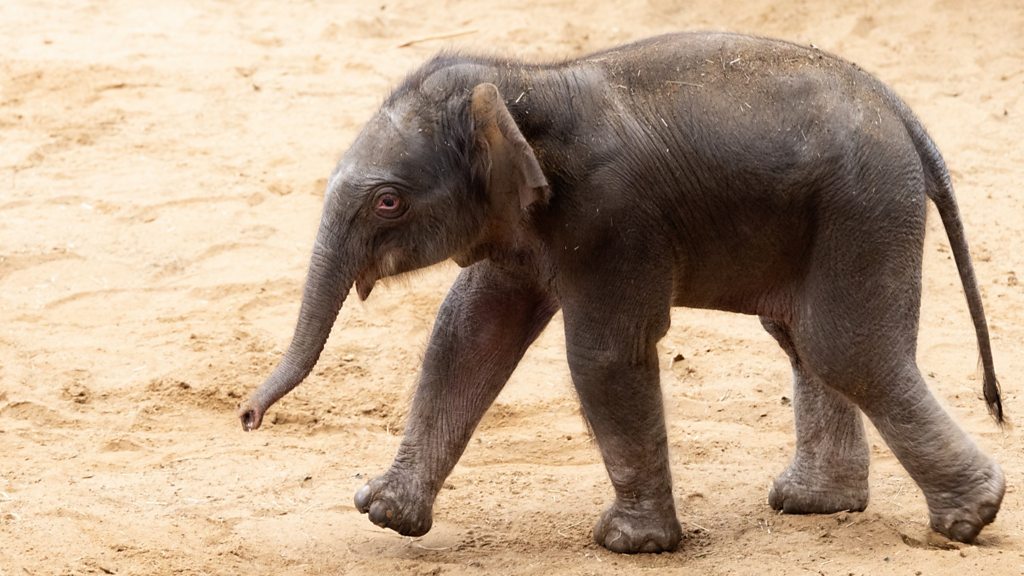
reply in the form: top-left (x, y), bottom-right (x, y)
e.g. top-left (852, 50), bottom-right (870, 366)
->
top-left (238, 74), bottom-right (550, 431)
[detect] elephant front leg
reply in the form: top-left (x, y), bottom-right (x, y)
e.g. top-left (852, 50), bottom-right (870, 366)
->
top-left (563, 295), bottom-right (681, 554)
top-left (354, 262), bottom-right (557, 536)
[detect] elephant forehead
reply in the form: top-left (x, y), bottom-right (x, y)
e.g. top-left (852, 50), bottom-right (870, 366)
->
top-left (357, 112), bottom-right (413, 161)
top-left (328, 108), bottom-right (434, 196)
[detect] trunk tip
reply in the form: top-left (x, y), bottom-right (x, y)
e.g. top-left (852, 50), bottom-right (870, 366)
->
top-left (238, 403), bottom-right (264, 431)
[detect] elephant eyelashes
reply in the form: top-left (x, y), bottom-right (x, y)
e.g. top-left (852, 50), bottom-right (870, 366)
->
top-left (373, 188), bottom-right (406, 219)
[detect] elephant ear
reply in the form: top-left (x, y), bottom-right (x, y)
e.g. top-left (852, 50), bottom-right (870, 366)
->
top-left (470, 83), bottom-right (550, 212)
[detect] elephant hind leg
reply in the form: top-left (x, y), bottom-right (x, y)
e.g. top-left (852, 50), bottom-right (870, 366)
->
top-left (788, 289), bottom-right (1004, 542)
top-left (761, 317), bottom-right (870, 514)
top-left (804, 346), bottom-right (1004, 542)
top-left (767, 161), bottom-right (1003, 541)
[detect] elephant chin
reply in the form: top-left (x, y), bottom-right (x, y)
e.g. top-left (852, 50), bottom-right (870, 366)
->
top-left (355, 248), bottom-right (451, 302)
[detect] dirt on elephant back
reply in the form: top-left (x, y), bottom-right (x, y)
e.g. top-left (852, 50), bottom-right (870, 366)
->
top-left (1, 1), bottom-right (1022, 574)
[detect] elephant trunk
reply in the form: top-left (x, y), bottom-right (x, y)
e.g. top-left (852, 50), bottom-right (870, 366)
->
top-left (238, 218), bottom-right (355, 431)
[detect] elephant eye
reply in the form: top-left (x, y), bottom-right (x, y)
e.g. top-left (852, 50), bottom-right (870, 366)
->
top-left (373, 187), bottom-right (406, 219)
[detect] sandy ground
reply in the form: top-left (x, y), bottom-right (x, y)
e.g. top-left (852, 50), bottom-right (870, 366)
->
top-left (2, 0), bottom-right (1023, 574)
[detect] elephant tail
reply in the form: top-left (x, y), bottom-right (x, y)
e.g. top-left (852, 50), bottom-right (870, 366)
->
top-left (896, 102), bottom-right (1004, 425)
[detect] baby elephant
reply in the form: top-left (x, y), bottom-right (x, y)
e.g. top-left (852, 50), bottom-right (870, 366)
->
top-left (239, 32), bottom-right (1005, 553)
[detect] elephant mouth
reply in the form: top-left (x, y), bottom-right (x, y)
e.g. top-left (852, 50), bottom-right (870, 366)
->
top-left (355, 250), bottom-right (406, 301)
top-left (355, 267), bottom-right (378, 301)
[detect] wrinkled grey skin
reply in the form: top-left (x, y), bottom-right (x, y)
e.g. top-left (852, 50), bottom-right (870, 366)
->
top-left (238, 32), bottom-right (1005, 554)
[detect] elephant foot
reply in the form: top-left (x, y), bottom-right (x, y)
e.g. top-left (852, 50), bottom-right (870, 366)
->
top-left (927, 458), bottom-right (1004, 543)
top-left (354, 472), bottom-right (434, 537)
top-left (593, 500), bottom-right (682, 554)
top-left (769, 461), bottom-right (869, 514)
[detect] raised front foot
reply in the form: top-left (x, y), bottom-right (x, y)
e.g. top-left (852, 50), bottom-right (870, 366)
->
top-left (354, 472), bottom-right (434, 537)
top-left (593, 500), bottom-right (682, 554)
top-left (769, 460), bottom-right (869, 514)
top-left (927, 458), bottom-right (1005, 543)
